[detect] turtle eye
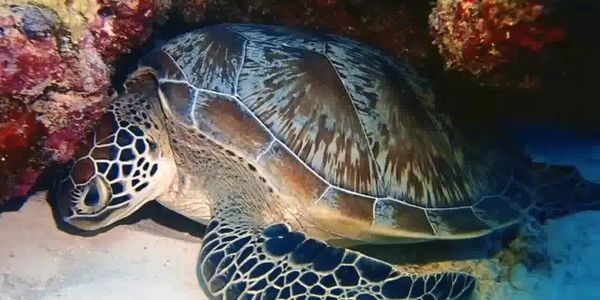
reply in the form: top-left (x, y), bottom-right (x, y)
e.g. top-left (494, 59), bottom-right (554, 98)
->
top-left (79, 177), bottom-right (110, 212)
top-left (84, 184), bottom-right (101, 206)
top-left (148, 140), bottom-right (158, 152)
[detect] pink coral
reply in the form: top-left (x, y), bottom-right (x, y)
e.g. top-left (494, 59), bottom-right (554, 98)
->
top-left (0, 1), bottom-right (156, 202)
top-left (0, 9), bottom-right (63, 96)
top-left (91, 0), bottom-right (156, 61)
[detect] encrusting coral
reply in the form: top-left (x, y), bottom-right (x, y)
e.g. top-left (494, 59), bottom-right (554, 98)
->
top-left (429, 0), bottom-right (566, 78)
top-left (0, 0), bottom-right (156, 202)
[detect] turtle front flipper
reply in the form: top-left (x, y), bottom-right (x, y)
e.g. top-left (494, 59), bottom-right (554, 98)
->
top-left (198, 218), bottom-right (476, 300)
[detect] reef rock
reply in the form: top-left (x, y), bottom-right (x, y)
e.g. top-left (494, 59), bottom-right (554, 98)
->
top-left (429, 0), bottom-right (566, 87)
top-left (0, 1), bottom-right (156, 203)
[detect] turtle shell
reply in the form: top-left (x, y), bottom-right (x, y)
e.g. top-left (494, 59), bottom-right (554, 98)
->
top-left (138, 24), bottom-right (535, 240)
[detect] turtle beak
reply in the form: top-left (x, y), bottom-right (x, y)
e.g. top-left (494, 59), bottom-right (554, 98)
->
top-left (63, 207), bottom-right (130, 231)
top-left (56, 177), bottom-right (75, 220)
top-left (55, 175), bottom-right (133, 232)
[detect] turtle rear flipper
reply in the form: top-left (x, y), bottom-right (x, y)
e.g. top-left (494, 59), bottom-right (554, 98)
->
top-left (488, 164), bottom-right (600, 272)
top-left (532, 163), bottom-right (600, 221)
top-left (198, 217), bottom-right (476, 300)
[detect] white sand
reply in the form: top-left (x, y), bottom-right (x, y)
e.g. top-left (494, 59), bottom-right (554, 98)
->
top-left (0, 193), bottom-right (206, 300)
top-left (490, 211), bottom-right (600, 300)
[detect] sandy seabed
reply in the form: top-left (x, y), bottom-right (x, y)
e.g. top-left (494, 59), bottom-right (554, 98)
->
top-left (0, 193), bottom-right (206, 300)
top-left (1, 191), bottom-right (599, 300)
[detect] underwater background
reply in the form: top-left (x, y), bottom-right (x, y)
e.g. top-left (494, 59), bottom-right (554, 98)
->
top-left (1, 1), bottom-right (599, 299)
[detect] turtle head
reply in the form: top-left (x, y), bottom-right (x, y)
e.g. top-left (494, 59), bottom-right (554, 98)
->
top-left (57, 70), bottom-right (177, 231)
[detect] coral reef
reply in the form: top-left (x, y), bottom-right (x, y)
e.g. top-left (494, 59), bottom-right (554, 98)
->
top-left (0, 0), bottom-right (156, 202)
top-left (429, 0), bottom-right (566, 82)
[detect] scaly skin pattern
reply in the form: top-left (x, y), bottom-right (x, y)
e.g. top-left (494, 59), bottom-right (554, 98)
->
top-left (199, 220), bottom-right (476, 300)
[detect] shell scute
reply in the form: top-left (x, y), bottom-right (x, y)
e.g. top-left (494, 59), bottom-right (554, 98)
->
top-left (316, 188), bottom-right (374, 224)
top-left (236, 40), bottom-right (380, 196)
top-left (313, 188), bottom-right (379, 240)
top-left (257, 142), bottom-right (329, 207)
top-left (161, 26), bottom-right (246, 94)
top-left (190, 91), bottom-right (272, 159)
top-left (139, 50), bottom-right (186, 81)
top-left (325, 39), bottom-right (479, 208)
top-left (373, 199), bottom-right (435, 237)
top-left (158, 81), bottom-right (196, 126)
top-left (427, 208), bottom-right (491, 237)
top-left (225, 23), bottom-right (326, 53)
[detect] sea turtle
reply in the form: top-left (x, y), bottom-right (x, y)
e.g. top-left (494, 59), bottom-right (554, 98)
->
top-left (56, 23), bottom-right (599, 299)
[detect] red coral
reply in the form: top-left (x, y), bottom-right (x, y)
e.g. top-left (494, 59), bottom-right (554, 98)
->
top-left (430, 0), bottom-right (566, 75)
top-left (0, 100), bottom-right (45, 199)
top-left (0, 2), bottom-right (156, 203)
top-left (0, 14), bottom-right (63, 96)
top-left (45, 103), bottom-right (108, 163)
top-left (92, 0), bottom-right (156, 61)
